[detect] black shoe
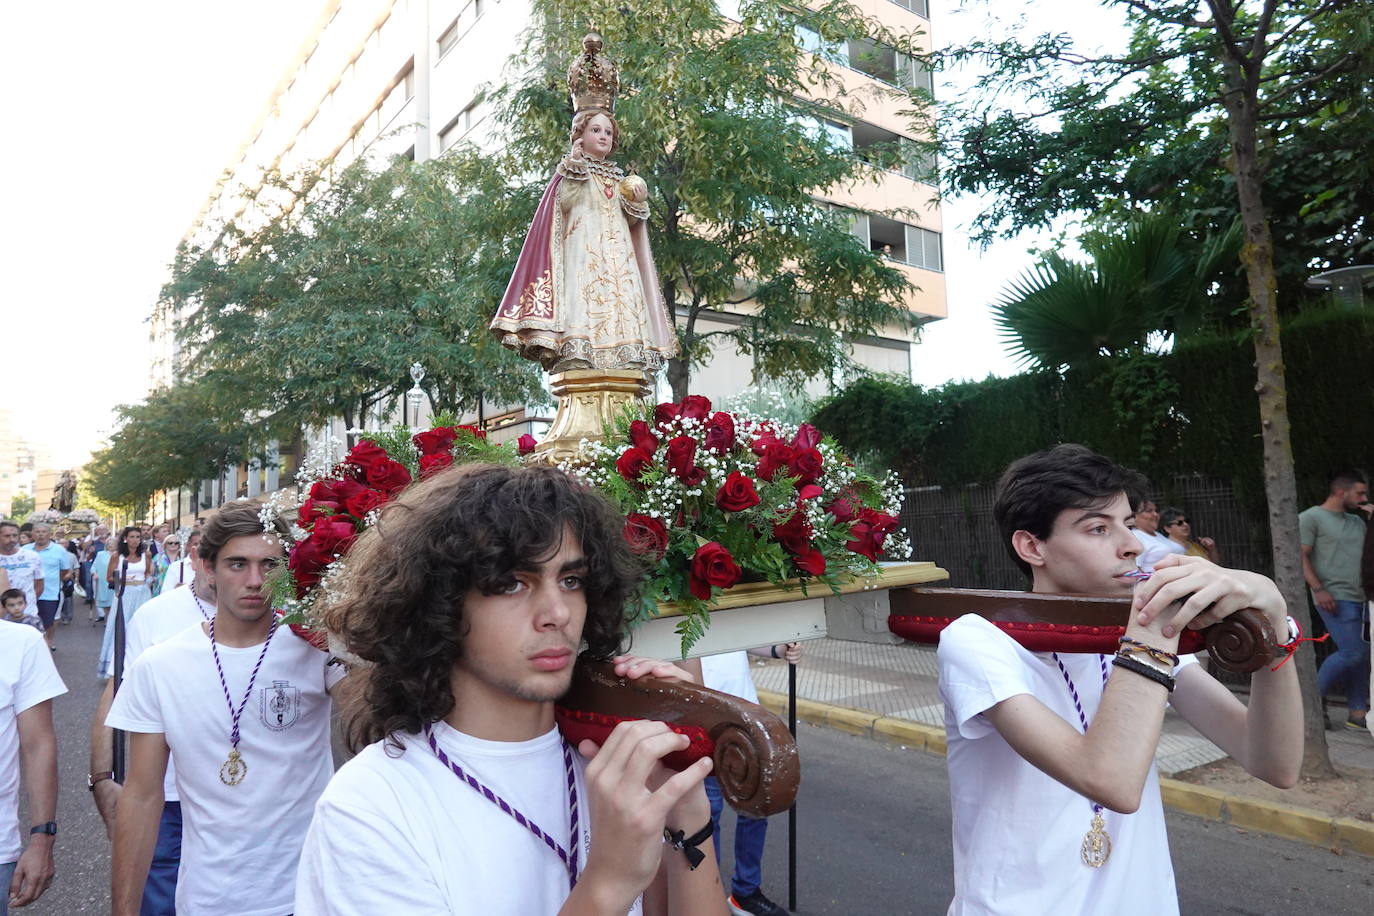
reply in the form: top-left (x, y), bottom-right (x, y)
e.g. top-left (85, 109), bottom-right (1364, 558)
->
top-left (729, 890), bottom-right (789, 916)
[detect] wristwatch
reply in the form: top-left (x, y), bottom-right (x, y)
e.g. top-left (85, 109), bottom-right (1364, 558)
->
top-left (29, 822), bottom-right (56, 836)
top-left (88, 771), bottom-right (115, 791)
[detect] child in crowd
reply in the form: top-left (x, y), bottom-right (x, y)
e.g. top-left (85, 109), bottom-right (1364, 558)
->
top-left (2, 588), bottom-right (45, 633)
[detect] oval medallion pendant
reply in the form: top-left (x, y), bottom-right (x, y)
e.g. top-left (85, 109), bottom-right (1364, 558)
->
top-left (1080, 811), bottom-right (1111, 867)
top-left (220, 748), bottom-right (247, 786)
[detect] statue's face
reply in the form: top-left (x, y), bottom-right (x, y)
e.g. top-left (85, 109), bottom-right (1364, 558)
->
top-left (582, 113), bottom-right (615, 159)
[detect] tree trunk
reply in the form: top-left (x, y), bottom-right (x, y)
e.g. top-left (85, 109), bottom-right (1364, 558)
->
top-left (1217, 55), bottom-right (1335, 778)
top-left (667, 357), bottom-right (690, 403)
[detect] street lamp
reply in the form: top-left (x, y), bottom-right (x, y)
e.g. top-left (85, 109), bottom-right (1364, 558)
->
top-left (406, 362), bottom-right (426, 429)
top-left (1305, 265), bottom-right (1374, 310)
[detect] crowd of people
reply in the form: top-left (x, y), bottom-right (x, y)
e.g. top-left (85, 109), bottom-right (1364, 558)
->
top-left (0, 456), bottom-right (1368, 914)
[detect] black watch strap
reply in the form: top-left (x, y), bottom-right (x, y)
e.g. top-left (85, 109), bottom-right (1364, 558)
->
top-left (30, 821), bottom-right (56, 836)
top-left (664, 820), bottom-right (713, 869)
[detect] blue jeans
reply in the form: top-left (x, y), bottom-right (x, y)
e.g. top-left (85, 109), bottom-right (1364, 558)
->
top-left (141, 801), bottom-right (182, 915)
top-left (704, 775), bottom-right (768, 898)
top-left (1317, 600), bottom-right (1371, 713)
top-left (0, 860), bottom-right (14, 916)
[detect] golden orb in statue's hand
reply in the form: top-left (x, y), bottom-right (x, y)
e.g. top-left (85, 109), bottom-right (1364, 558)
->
top-left (620, 174), bottom-right (648, 203)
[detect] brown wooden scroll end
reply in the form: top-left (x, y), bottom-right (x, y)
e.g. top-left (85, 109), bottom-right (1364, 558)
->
top-left (1202, 612), bottom-right (1277, 673)
top-left (559, 662), bottom-right (801, 818)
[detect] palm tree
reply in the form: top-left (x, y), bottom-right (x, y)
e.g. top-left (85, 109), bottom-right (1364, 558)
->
top-left (993, 214), bottom-right (1240, 370)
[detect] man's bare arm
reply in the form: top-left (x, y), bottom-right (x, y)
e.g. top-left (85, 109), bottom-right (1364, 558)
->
top-left (111, 732), bottom-right (169, 916)
top-left (11, 701), bottom-right (58, 907)
top-left (89, 680), bottom-right (122, 837)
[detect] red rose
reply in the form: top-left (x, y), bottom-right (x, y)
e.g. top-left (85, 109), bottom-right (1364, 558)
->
top-left (343, 488), bottom-right (386, 518)
top-left (772, 509), bottom-right (812, 555)
top-left (517, 434), bottom-right (538, 455)
top-left (688, 542), bottom-right (742, 600)
top-left (826, 494), bottom-right (859, 522)
top-left (793, 423), bottom-right (822, 450)
top-left (665, 436), bottom-right (699, 479)
top-left (750, 423), bottom-right (780, 455)
top-left (703, 412), bottom-right (735, 454)
top-left (793, 547), bottom-right (827, 576)
top-left (679, 465), bottom-right (707, 487)
top-left (412, 426), bottom-right (458, 456)
top-left (679, 395), bottom-right (713, 421)
top-left (310, 477), bottom-right (369, 504)
top-left (845, 520), bottom-right (878, 560)
top-left (311, 516), bottom-right (358, 555)
top-left (616, 447), bottom-right (654, 483)
top-left (798, 483), bottom-right (824, 501)
top-left (364, 458), bottom-right (412, 495)
top-left (347, 440), bottom-right (390, 471)
top-left (288, 535), bottom-right (330, 594)
top-left (623, 514), bottom-right (669, 557)
top-left (789, 447), bottom-right (823, 485)
top-left (861, 508), bottom-right (900, 535)
top-left (456, 424), bottom-right (487, 440)
top-left (296, 498), bottom-right (338, 528)
top-left (629, 420), bottom-right (659, 455)
top-left (653, 402), bottom-right (681, 427)
top-left (418, 452), bottom-right (453, 478)
top-left (715, 471), bottom-right (760, 512)
top-left (756, 442), bottom-right (796, 481)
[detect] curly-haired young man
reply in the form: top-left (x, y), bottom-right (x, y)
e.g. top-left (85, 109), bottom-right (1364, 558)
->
top-left (296, 463), bottom-right (727, 916)
top-left (937, 444), bottom-right (1302, 915)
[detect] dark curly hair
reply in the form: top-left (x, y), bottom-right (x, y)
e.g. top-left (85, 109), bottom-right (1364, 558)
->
top-left (994, 444), bottom-right (1148, 580)
top-left (321, 462), bottom-right (645, 751)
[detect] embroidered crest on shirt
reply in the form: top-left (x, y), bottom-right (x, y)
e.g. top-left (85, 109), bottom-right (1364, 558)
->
top-left (261, 680), bottom-right (300, 730)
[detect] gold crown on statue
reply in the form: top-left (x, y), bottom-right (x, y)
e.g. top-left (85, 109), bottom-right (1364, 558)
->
top-left (567, 32), bottom-right (619, 114)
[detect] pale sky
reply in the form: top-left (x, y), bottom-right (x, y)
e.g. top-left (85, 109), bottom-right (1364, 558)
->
top-left (0, 0), bottom-right (1125, 468)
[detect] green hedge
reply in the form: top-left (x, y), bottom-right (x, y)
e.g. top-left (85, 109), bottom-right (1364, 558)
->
top-left (813, 306), bottom-right (1374, 510)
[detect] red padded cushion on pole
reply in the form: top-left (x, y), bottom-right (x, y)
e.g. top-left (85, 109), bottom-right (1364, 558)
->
top-left (554, 706), bottom-right (715, 771)
top-left (888, 615), bottom-right (1207, 655)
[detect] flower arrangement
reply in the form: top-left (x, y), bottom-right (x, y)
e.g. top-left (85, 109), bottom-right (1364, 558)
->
top-left (65, 508), bottom-right (101, 524)
top-left (24, 509), bottom-right (65, 525)
top-left (562, 395), bottom-right (910, 651)
top-left (264, 420), bottom-right (532, 623)
top-left (265, 398), bottom-right (909, 656)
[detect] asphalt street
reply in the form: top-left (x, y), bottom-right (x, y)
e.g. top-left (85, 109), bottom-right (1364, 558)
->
top-left (21, 612), bottom-right (1374, 914)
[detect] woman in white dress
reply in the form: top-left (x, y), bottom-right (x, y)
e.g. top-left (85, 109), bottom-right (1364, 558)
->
top-left (97, 527), bottom-right (154, 679)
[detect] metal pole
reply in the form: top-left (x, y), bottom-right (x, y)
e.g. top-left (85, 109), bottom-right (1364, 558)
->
top-left (788, 659), bottom-right (797, 911)
top-left (111, 559), bottom-right (128, 782)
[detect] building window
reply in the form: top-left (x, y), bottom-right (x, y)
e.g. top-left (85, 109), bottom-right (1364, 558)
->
top-left (905, 224), bottom-right (943, 272)
top-left (793, 24), bottom-right (849, 66)
top-left (437, 0), bottom-right (485, 59)
top-left (888, 0), bottom-right (930, 17)
top-left (844, 36), bottom-right (933, 95)
top-left (439, 97), bottom-right (486, 152)
top-left (846, 210), bottom-right (943, 272)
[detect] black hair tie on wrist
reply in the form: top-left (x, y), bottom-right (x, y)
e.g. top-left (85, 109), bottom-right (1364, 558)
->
top-left (664, 820), bottom-right (713, 869)
top-left (771, 644), bottom-right (780, 659)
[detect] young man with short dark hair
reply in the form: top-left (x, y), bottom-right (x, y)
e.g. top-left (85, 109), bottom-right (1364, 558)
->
top-left (108, 500), bottom-right (340, 916)
top-left (297, 464), bottom-right (727, 915)
top-left (937, 444), bottom-right (1302, 915)
top-left (1299, 469), bottom-right (1372, 731)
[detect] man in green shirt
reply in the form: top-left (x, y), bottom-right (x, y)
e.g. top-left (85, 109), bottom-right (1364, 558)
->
top-left (1299, 470), bottom-right (1372, 731)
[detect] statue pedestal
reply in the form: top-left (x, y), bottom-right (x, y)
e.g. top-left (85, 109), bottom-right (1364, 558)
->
top-left (532, 369), bottom-right (653, 465)
top-left (632, 561), bottom-right (949, 659)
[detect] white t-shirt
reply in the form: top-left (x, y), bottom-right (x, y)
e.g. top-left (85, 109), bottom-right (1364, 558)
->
top-left (120, 584), bottom-right (214, 803)
top-left (163, 558), bottom-right (195, 590)
top-left (700, 650), bottom-right (759, 703)
top-left (937, 614), bottom-right (1196, 916)
top-left (0, 620), bottom-right (68, 861)
top-left (0, 550), bottom-right (44, 608)
top-left (1132, 529), bottom-right (1184, 573)
top-left (296, 721), bottom-right (643, 916)
top-left (107, 622), bottom-right (343, 916)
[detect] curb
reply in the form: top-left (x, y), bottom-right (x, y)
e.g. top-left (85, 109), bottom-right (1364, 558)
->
top-left (756, 689), bottom-right (1374, 858)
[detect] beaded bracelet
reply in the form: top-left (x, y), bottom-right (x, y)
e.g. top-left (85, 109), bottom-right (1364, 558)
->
top-left (1112, 654), bottom-right (1176, 692)
top-left (1118, 636), bottom-right (1179, 668)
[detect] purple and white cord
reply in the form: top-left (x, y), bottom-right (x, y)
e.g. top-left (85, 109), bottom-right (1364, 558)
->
top-left (190, 582), bottom-right (212, 621)
top-left (1053, 652), bottom-right (1110, 820)
top-left (209, 616), bottom-right (278, 750)
top-left (424, 723), bottom-right (581, 891)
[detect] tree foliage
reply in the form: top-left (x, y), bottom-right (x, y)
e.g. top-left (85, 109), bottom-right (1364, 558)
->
top-left (993, 213), bottom-right (1241, 369)
top-left (161, 152), bottom-right (549, 436)
top-left (493, 0), bottom-right (931, 399)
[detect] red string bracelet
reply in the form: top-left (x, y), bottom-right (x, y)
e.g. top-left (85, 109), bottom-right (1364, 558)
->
top-left (1270, 616), bottom-right (1329, 671)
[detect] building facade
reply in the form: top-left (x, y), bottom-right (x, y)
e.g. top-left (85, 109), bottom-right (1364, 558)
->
top-left (159, 0), bottom-right (947, 511)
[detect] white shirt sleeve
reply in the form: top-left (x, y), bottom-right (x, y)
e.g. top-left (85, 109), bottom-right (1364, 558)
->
top-left (105, 654), bottom-right (166, 734)
top-left (15, 630), bottom-right (67, 713)
top-left (295, 791), bottom-right (449, 916)
top-left (937, 615), bottom-right (1037, 741)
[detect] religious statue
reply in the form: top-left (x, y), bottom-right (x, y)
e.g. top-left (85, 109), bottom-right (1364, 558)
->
top-left (490, 33), bottom-right (678, 374)
top-left (51, 470), bottom-right (77, 514)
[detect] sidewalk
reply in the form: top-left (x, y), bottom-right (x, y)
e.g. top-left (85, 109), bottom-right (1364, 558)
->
top-left (748, 637), bottom-right (1374, 853)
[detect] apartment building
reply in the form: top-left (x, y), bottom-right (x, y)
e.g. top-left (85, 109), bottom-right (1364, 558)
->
top-left (162, 0), bottom-right (946, 508)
